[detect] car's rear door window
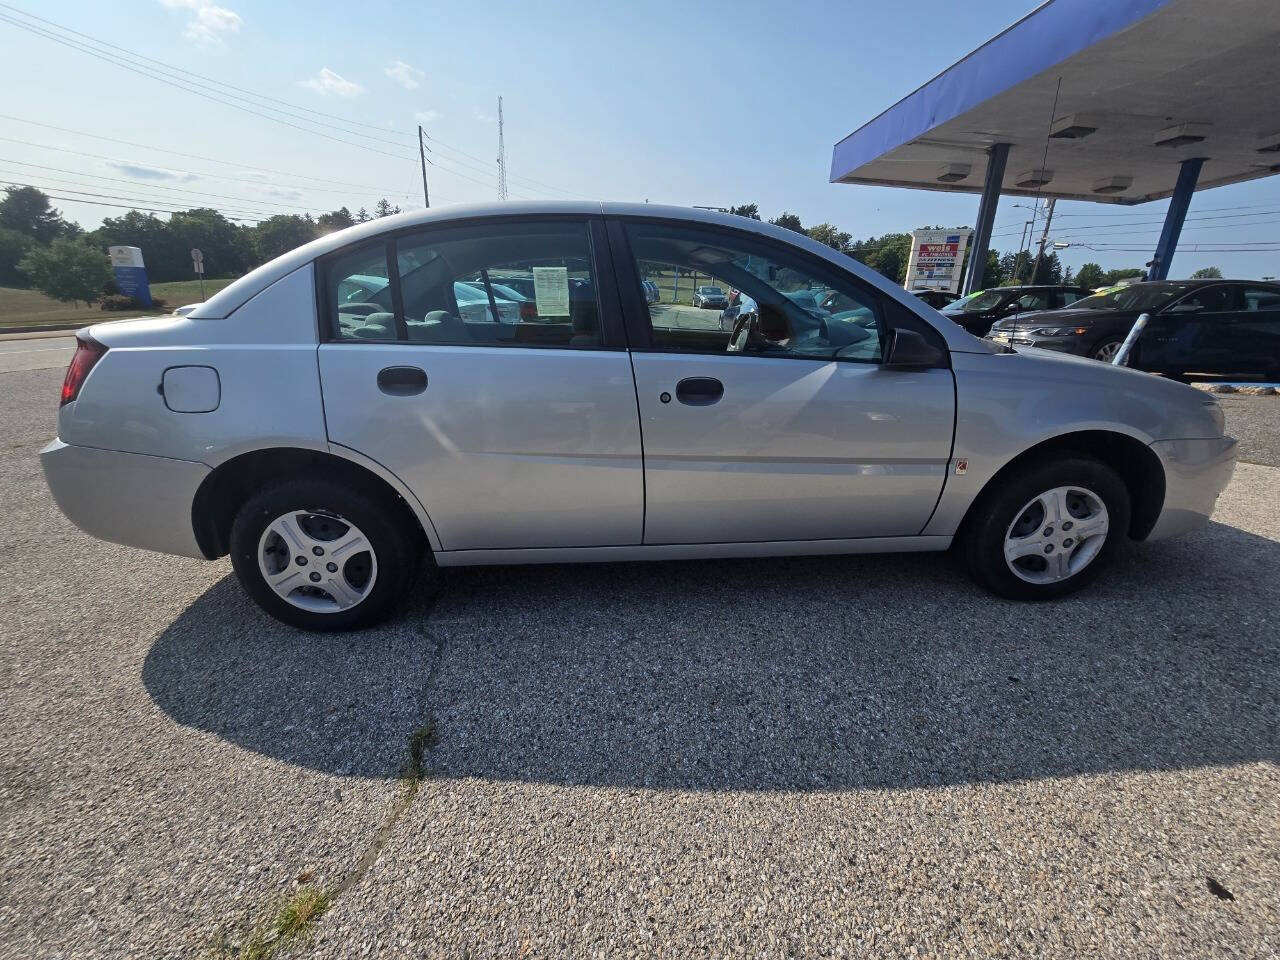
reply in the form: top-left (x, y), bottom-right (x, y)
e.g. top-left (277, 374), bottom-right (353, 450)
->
top-left (322, 220), bottom-right (604, 348)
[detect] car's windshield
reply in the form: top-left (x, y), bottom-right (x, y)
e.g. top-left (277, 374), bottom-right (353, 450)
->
top-left (943, 289), bottom-right (1008, 313)
top-left (698, 286), bottom-right (723, 295)
top-left (1072, 282), bottom-right (1196, 312)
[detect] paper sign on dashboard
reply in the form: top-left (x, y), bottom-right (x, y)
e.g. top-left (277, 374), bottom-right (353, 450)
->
top-left (532, 266), bottom-right (571, 316)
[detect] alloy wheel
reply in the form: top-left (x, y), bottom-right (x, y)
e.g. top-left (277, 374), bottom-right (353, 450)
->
top-left (257, 510), bottom-right (378, 613)
top-left (1003, 486), bottom-right (1110, 584)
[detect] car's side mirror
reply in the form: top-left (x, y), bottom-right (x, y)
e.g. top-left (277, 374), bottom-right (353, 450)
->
top-left (884, 327), bottom-right (945, 368)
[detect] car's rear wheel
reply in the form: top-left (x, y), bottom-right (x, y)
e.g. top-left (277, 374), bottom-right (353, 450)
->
top-left (229, 477), bottom-right (424, 631)
top-left (960, 457), bottom-right (1130, 600)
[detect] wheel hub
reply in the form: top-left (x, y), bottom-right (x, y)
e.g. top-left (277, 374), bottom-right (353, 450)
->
top-left (257, 510), bottom-right (378, 613)
top-left (1003, 486), bottom-right (1109, 585)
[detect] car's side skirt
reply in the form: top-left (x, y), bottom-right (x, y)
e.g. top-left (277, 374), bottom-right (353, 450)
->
top-left (434, 535), bottom-right (953, 567)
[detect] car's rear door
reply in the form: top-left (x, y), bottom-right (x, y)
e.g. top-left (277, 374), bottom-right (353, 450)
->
top-left (316, 217), bottom-right (644, 551)
top-left (610, 217), bottom-right (955, 545)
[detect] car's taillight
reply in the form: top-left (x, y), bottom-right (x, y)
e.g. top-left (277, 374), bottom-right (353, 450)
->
top-left (60, 335), bottom-right (108, 406)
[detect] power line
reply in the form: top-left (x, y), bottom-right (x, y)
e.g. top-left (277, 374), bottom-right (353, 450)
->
top-left (0, 2), bottom-right (414, 138)
top-left (0, 7), bottom-right (571, 200)
top-left (0, 116), bottom-right (410, 193)
top-left (0, 158), bottom-right (319, 213)
top-left (0, 181), bottom-right (267, 221)
top-left (0, 179), bottom-right (279, 220)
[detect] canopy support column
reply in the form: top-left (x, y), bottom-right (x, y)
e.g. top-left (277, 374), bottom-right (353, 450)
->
top-left (962, 143), bottom-right (1010, 295)
top-left (1146, 158), bottom-right (1204, 281)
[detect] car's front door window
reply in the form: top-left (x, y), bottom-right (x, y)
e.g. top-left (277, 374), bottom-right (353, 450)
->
top-left (624, 222), bottom-right (884, 363)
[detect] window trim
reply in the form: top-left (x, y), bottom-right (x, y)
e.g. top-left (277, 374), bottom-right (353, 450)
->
top-left (315, 214), bottom-right (627, 350)
top-left (607, 215), bottom-right (929, 366)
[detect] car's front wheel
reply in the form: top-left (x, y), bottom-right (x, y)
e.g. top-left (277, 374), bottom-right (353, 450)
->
top-left (960, 457), bottom-right (1130, 600)
top-left (229, 477), bottom-right (424, 631)
top-left (1089, 337), bottom-right (1126, 363)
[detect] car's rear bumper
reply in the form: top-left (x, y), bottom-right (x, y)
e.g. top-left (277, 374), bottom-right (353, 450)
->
top-left (1145, 436), bottom-right (1238, 541)
top-left (41, 439), bottom-right (209, 558)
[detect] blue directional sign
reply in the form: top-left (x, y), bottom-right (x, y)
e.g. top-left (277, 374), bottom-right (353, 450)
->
top-left (108, 246), bottom-right (153, 307)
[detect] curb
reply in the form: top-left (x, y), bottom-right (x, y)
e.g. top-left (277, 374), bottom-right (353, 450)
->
top-left (1191, 382), bottom-right (1279, 395)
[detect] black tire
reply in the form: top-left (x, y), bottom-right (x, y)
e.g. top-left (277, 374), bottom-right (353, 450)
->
top-left (1087, 337), bottom-right (1124, 363)
top-left (959, 456), bottom-right (1131, 601)
top-left (229, 477), bottom-right (425, 631)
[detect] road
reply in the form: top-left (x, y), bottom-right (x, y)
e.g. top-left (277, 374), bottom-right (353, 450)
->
top-left (0, 360), bottom-right (1277, 959)
top-left (0, 335), bottom-right (74, 374)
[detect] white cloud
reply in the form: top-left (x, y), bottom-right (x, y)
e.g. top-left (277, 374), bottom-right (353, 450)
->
top-left (106, 160), bottom-right (195, 182)
top-left (473, 108), bottom-right (495, 123)
top-left (384, 60), bottom-right (424, 90)
top-left (414, 110), bottom-right (440, 124)
top-left (159, 0), bottom-right (242, 45)
top-left (298, 68), bottom-right (364, 99)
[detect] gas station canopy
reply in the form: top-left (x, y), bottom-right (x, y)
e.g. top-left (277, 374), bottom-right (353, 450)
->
top-left (829, 0), bottom-right (1280, 206)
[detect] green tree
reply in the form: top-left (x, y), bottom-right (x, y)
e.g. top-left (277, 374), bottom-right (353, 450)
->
top-left (253, 214), bottom-right (318, 261)
top-left (1074, 262), bottom-right (1105, 289)
top-left (1191, 266), bottom-right (1222, 279)
top-left (806, 223), bottom-right (851, 252)
top-left (355, 207), bottom-right (372, 223)
top-left (1102, 267), bottom-right (1144, 286)
top-left (981, 248), bottom-right (1001, 288)
top-left (0, 186), bottom-right (70, 244)
top-left (169, 208), bottom-right (255, 279)
top-left (19, 236), bottom-right (111, 307)
top-left (317, 207), bottom-right (356, 232)
top-left (0, 227), bottom-right (35, 286)
top-left (374, 198), bottom-right (402, 218)
top-left (854, 233), bottom-right (912, 284)
top-left (727, 203), bottom-right (760, 220)
top-left (769, 211), bottom-right (805, 233)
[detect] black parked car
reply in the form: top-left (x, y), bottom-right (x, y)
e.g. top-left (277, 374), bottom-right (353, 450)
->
top-left (940, 285), bottom-right (1094, 337)
top-left (911, 289), bottom-right (960, 309)
top-left (986, 279), bottom-right (1280, 377)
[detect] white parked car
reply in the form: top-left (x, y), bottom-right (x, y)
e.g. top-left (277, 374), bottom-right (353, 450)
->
top-left (42, 203), bottom-right (1236, 630)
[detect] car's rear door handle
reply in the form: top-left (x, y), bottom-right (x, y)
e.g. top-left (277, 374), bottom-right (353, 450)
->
top-left (675, 377), bottom-right (723, 406)
top-left (377, 366), bottom-right (428, 396)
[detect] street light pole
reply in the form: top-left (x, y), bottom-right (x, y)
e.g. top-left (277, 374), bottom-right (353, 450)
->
top-left (418, 125), bottom-right (430, 209)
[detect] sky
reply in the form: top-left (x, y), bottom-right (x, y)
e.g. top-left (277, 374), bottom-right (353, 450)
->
top-left (1, 0), bottom-right (1277, 280)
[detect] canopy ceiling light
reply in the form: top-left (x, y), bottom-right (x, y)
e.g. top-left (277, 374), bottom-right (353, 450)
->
top-left (1153, 122), bottom-right (1210, 148)
top-left (1256, 131), bottom-right (1280, 154)
top-left (1092, 175), bottom-right (1133, 194)
top-left (935, 163), bottom-right (971, 183)
top-left (1014, 169), bottom-right (1054, 188)
top-left (1049, 114), bottom-right (1100, 139)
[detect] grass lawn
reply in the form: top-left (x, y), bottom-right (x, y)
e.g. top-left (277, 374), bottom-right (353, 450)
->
top-left (0, 278), bottom-right (237, 332)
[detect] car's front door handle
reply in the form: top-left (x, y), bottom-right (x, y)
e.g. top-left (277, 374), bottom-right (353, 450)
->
top-left (675, 377), bottom-right (724, 406)
top-left (377, 366), bottom-right (428, 396)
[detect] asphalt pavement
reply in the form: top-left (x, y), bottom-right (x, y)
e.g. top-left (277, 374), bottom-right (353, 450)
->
top-left (0, 363), bottom-right (1276, 959)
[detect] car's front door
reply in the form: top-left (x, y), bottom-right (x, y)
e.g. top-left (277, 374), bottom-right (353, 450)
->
top-left (1143, 283), bottom-right (1240, 373)
top-left (613, 218), bottom-right (955, 545)
top-left (316, 218), bottom-right (644, 551)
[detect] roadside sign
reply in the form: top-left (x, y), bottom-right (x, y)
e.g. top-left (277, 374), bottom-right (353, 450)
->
top-left (108, 245), bottom-right (153, 307)
top-left (904, 228), bottom-right (972, 294)
top-left (191, 248), bottom-right (204, 274)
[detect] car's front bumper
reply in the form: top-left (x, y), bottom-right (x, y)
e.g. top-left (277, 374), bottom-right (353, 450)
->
top-left (41, 439), bottom-right (209, 558)
top-left (1145, 436), bottom-right (1238, 541)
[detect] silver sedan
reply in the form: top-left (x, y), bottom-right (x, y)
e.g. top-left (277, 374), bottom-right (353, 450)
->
top-left (41, 203), bottom-right (1236, 631)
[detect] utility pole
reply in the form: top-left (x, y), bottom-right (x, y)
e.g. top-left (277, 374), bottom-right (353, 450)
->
top-left (417, 125), bottom-right (430, 208)
top-left (1029, 197), bottom-right (1056, 284)
top-left (496, 96), bottom-right (508, 201)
